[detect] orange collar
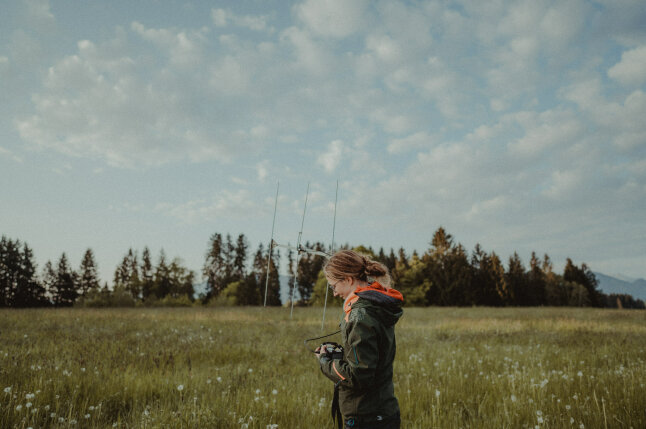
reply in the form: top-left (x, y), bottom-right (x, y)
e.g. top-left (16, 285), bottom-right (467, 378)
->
top-left (343, 282), bottom-right (403, 321)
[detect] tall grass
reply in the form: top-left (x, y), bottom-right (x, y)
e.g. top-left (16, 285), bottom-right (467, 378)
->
top-left (1, 307), bottom-right (645, 428)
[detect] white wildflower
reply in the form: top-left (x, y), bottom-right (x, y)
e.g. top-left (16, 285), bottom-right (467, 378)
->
top-left (3, 387), bottom-right (11, 394)
top-left (267, 424), bottom-right (279, 429)
top-left (577, 371), bottom-right (583, 377)
top-left (51, 412), bottom-right (56, 418)
top-left (248, 368), bottom-right (253, 373)
top-left (16, 404), bottom-right (22, 411)
top-left (255, 389), bottom-right (261, 394)
top-left (537, 416), bottom-right (543, 424)
top-left (177, 384), bottom-right (184, 391)
top-left (511, 394), bottom-right (517, 402)
top-left (272, 389), bottom-right (278, 395)
top-left (26, 393), bottom-right (35, 400)
top-left (536, 410), bottom-right (542, 416)
top-left (26, 402), bottom-right (32, 408)
top-left (579, 424), bottom-right (584, 429)
top-left (573, 394), bottom-right (578, 400)
top-left (207, 379), bottom-right (212, 384)
top-left (217, 377), bottom-right (222, 382)
top-left (435, 390), bottom-right (441, 398)
top-left (570, 417), bottom-right (574, 424)
top-left (566, 405), bottom-right (571, 410)
top-left (85, 414), bottom-right (91, 419)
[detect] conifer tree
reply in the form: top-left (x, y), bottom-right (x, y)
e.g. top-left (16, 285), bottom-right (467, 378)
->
top-left (233, 234), bottom-right (248, 283)
top-left (527, 252), bottom-right (547, 306)
top-left (505, 253), bottom-right (526, 305)
top-left (141, 247), bottom-right (154, 300)
top-left (203, 233), bottom-right (226, 299)
top-left (41, 260), bottom-right (57, 305)
top-left (564, 258), bottom-right (602, 307)
top-left (12, 242), bottom-right (47, 307)
top-left (78, 249), bottom-right (100, 298)
top-left (0, 236), bottom-right (20, 306)
top-left (153, 249), bottom-right (171, 299)
top-left (53, 253), bottom-right (77, 306)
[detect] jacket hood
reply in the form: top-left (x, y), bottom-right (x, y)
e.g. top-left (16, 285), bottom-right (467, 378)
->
top-left (344, 282), bottom-right (404, 326)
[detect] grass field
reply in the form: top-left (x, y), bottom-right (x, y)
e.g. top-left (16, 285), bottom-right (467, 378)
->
top-left (1, 307), bottom-right (645, 428)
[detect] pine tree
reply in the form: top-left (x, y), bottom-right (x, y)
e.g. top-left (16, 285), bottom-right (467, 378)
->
top-left (470, 244), bottom-right (502, 306)
top-left (14, 242), bottom-right (47, 307)
top-left (203, 233), bottom-right (226, 299)
top-left (505, 253), bottom-right (526, 305)
top-left (168, 258), bottom-right (195, 300)
top-left (490, 252), bottom-right (510, 305)
top-left (141, 247), bottom-right (154, 300)
top-left (563, 258), bottom-right (602, 307)
top-left (53, 253), bottom-right (77, 307)
top-left (41, 260), bottom-right (57, 305)
top-left (78, 249), bottom-right (100, 298)
top-left (527, 252), bottom-right (547, 306)
top-left (233, 234), bottom-right (248, 283)
top-left (126, 249), bottom-right (141, 299)
top-left (0, 236), bottom-right (21, 306)
top-left (153, 249), bottom-right (171, 299)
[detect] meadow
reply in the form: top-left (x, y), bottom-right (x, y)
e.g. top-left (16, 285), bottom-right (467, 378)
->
top-left (1, 307), bottom-right (645, 429)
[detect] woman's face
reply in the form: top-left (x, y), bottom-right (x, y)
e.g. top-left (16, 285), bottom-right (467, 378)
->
top-left (327, 276), bottom-right (356, 299)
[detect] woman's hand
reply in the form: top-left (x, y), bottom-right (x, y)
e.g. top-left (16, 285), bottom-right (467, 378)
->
top-left (314, 346), bottom-right (324, 359)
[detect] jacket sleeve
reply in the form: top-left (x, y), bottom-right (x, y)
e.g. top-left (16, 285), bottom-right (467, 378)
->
top-left (319, 308), bottom-right (379, 390)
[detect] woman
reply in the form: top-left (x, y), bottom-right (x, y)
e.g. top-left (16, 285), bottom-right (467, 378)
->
top-left (316, 250), bottom-right (404, 429)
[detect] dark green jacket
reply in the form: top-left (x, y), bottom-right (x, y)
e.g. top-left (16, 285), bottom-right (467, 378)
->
top-left (319, 283), bottom-right (404, 420)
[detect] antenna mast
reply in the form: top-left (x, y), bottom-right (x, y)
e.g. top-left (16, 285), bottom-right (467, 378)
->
top-left (290, 182), bottom-right (310, 318)
top-left (264, 180), bottom-right (279, 307)
top-left (321, 179), bottom-right (339, 330)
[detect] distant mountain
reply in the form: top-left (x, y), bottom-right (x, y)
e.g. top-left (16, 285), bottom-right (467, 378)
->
top-left (594, 272), bottom-right (646, 301)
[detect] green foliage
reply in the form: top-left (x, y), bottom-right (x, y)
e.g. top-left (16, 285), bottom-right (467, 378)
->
top-left (309, 270), bottom-right (343, 307)
top-left (209, 281), bottom-right (240, 306)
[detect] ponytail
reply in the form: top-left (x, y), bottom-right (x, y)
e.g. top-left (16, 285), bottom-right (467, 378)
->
top-left (324, 249), bottom-right (392, 288)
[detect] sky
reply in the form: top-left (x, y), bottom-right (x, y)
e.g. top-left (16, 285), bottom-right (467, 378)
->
top-left (1, 0), bottom-right (645, 285)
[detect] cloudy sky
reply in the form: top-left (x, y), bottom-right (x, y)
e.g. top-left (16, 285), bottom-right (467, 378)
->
top-left (1, 0), bottom-right (645, 284)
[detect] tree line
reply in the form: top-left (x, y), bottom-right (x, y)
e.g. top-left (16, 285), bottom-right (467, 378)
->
top-left (1, 229), bottom-right (644, 309)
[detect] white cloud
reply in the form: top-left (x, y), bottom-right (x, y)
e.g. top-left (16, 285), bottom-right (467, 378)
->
top-left (295, 0), bottom-right (368, 38)
top-left (14, 28), bottom-right (247, 168)
top-left (280, 26), bottom-right (335, 75)
top-left (154, 190), bottom-right (258, 224)
top-left (508, 110), bottom-right (583, 159)
top-left (209, 56), bottom-right (250, 94)
top-left (387, 132), bottom-right (436, 154)
top-left (256, 160), bottom-right (269, 181)
top-left (608, 45), bottom-right (646, 86)
top-left (0, 146), bottom-right (23, 163)
top-left (317, 140), bottom-right (344, 173)
top-left (211, 8), bottom-right (272, 32)
top-left (24, 0), bottom-right (54, 24)
top-left (131, 22), bottom-right (206, 67)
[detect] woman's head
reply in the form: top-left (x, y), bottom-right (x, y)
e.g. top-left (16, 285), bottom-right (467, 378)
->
top-left (323, 249), bottom-right (391, 296)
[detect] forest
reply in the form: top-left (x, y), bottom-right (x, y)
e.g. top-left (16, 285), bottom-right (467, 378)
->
top-left (1, 227), bottom-right (644, 309)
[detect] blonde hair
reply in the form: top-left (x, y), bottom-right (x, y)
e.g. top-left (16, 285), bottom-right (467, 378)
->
top-left (323, 249), bottom-right (392, 288)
